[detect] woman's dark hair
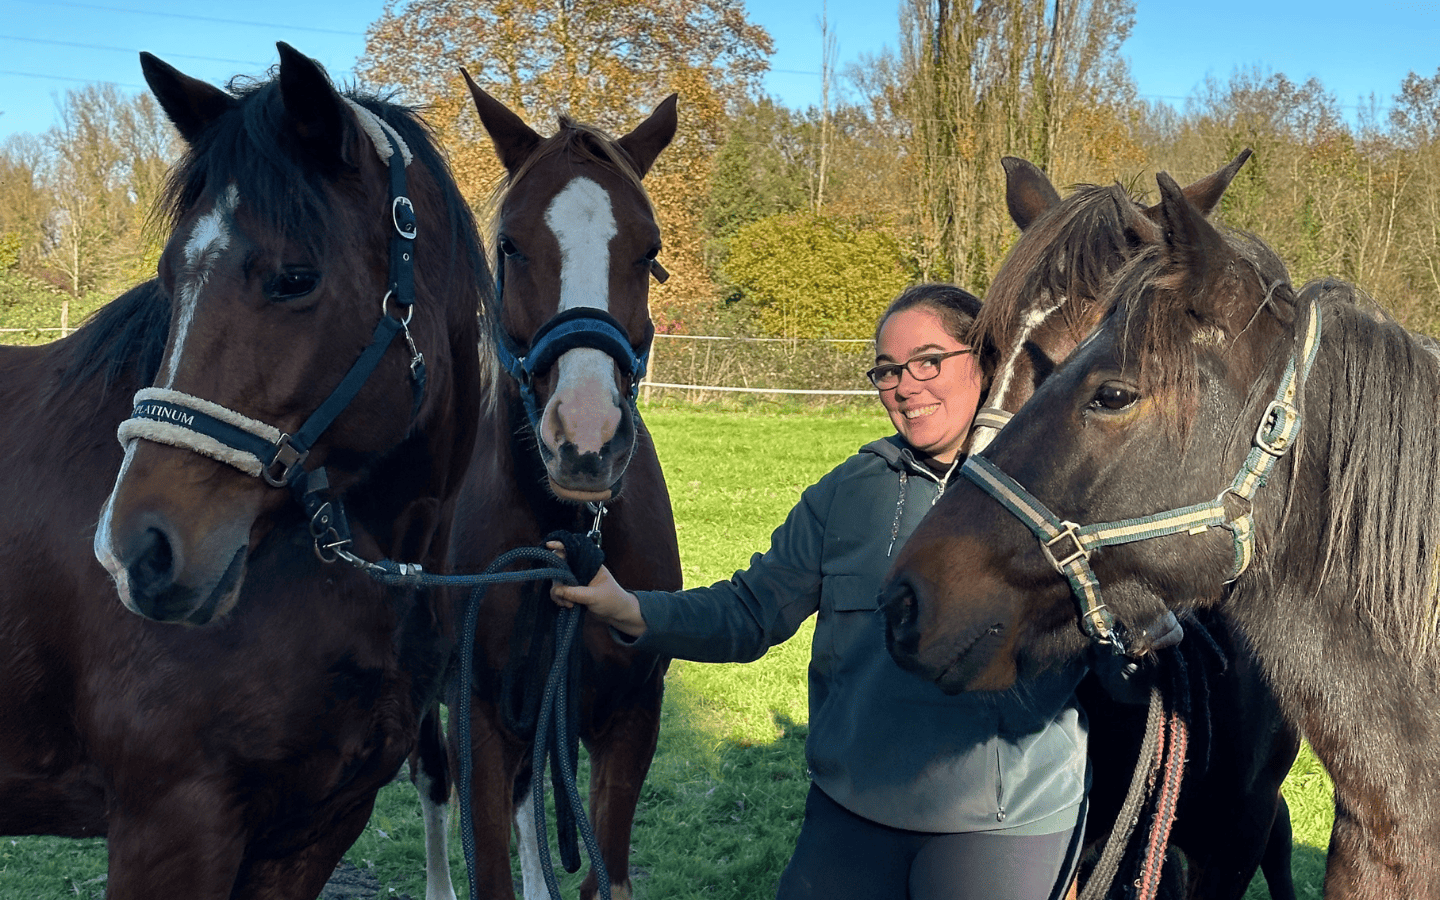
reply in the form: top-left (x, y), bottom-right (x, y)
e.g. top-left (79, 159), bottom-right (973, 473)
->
top-left (873, 283), bottom-right (983, 344)
top-left (874, 283), bottom-right (992, 392)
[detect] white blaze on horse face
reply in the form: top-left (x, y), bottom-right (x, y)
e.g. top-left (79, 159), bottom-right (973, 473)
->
top-left (971, 297), bottom-right (1066, 453)
top-left (94, 440), bottom-right (139, 610)
top-left (541, 177), bottom-right (624, 456)
top-left (160, 183), bottom-right (239, 389)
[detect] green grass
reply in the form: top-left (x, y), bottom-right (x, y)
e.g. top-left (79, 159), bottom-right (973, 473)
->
top-left (0, 404), bottom-right (1334, 899)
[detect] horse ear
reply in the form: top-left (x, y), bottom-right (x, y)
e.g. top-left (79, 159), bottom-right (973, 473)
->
top-left (140, 52), bottom-right (238, 144)
top-left (276, 42), bottom-right (350, 169)
top-left (1000, 157), bottom-right (1061, 231)
top-left (616, 94), bottom-right (678, 179)
top-left (1143, 148), bottom-right (1252, 223)
top-left (1155, 170), bottom-right (1241, 307)
top-left (462, 70), bottom-right (542, 175)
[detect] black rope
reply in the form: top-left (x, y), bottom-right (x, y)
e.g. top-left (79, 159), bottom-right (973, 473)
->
top-left (362, 542), bottom-right (609, 900)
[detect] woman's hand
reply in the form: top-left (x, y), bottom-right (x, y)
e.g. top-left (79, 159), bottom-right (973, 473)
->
top-left (546, 542), bottom-right (648, 638)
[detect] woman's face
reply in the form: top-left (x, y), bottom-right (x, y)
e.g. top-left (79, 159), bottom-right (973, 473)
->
top-left (874, 307), bottom-right (984, 463)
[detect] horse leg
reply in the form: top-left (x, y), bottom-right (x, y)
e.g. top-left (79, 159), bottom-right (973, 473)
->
top-left (411, 704), bottom-right (459, 900)
top-left (576, 667), bottom-right (665, 900)
top-left (103, 789), bottom-right (246, 900)
top-left (1258, 796), bottom-right (1296, 900)
top-left (455, 695), bottom-right (530, 899)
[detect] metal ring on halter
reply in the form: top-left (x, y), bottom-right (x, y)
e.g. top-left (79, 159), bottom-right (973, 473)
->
top-left (381, 291), bottom-right (415, 326)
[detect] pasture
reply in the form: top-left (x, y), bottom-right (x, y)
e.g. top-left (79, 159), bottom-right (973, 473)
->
top-left (0, 404), bottom-right (1335, 899)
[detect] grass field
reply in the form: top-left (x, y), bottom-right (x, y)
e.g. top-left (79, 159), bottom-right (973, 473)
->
top-left (0, 403), bottom-right (1334, 899)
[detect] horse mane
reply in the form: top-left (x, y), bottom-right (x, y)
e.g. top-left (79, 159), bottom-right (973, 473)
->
top-left (1295, 280), bottom-right (1440, 662)
top-left (967, 182), bottom-right (1140, 353)
top-left (1107, 226), bottom-right (1296, 438)
top-left (58, 279), bottom-right (172, 396)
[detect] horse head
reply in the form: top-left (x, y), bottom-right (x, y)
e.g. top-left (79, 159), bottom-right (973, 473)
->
top-left (466, 73), bottom-right (676, 502)
top-left (94, 43), bottom-right (484, 625)
top-left (968, 150), bottom-right (1253, 453)
top-left (884, 156), bottom-right (1277, 692)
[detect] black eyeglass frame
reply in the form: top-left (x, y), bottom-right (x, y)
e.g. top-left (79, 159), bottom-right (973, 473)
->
top-left (866, 348), bottom-right (977, 389)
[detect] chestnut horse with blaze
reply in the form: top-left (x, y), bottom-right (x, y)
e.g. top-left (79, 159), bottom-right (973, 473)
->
top-left (0, 44), bottom-right (487, 899)
top-left (416, 78), bottom-right (682, 900)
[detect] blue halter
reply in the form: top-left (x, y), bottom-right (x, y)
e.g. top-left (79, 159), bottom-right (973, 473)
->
top-left (492, 288), bottom-right (651, 438)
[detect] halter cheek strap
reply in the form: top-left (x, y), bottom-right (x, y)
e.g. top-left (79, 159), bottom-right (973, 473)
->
top-left (962, 299), bottom-right (1322, 654)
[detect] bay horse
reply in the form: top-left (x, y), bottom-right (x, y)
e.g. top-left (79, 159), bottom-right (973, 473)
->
top-left (882, 166), bottom-right (1440, 898)
top-left (973, 153), bottom-right (1299, 899)
top-left (422, 76), bottom-right (682, 900)
top-left (0, 44), bottom-right (486, 898)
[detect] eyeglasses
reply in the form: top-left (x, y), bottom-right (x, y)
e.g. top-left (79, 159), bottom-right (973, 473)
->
top-left (866, 348), bottom-right (977, 390)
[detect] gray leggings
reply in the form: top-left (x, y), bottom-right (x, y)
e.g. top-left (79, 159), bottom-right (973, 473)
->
top-left (776, 785), bottom-right (1082, 900)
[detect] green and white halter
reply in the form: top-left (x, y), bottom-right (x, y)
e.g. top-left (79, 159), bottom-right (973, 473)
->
top-left (961, 300), bottom-right (1322, 654)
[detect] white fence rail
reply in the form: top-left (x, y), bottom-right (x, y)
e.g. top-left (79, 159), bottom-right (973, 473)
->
top-left (1, 322), bottom-right (877, 398)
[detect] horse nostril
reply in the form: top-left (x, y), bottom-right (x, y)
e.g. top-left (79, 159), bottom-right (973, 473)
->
top-left (880, 579), bottom-right (917, 629)
top-left (128, 526), bottom-right (175, 597)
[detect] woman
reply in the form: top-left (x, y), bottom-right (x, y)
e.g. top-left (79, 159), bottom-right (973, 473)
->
top-left (553, 283), bottom-right (1090, 900)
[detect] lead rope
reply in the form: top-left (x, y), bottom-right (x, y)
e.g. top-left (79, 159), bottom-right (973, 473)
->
top-left (356, 535), bottom-right (608, 900)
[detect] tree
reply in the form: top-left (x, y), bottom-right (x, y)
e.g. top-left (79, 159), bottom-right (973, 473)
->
top-left (361, 0), bottom-right (774, 330)
top-left (722, 212), bottom-right (917, 339)
top-left (43, 85), bottom-right (177, 298)
top-left (897, 0), bottom-right (1143, 289)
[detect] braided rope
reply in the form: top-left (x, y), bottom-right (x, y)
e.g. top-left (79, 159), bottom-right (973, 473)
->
top-left (1078, 684), bottom-right (1166, 900)
top-left (1136, 656), bottom-right (1191, 899)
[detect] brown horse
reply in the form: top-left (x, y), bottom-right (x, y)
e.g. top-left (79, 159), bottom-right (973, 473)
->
top-left (421, 78), bottom-right (682, 900)
top-left (883, 166), bottom-right (1440, 899)
top-left (970, 154), bottom-right (1299, 899)
top-left (0, 44), bottom-right (486, 898)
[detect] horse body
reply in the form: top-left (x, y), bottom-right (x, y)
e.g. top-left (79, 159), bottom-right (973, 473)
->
top-left (0, 44), bottom-right (487, 899)
top-left (433, 81), bottom-right (682, 900)
top-left (952, 153), bottom-right (1299, 899)
top-left (884, 166), bottom-right (1440, 897)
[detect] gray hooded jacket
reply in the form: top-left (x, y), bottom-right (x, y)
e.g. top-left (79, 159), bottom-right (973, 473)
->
top-left (630, 436), bottom-right (1090, 834)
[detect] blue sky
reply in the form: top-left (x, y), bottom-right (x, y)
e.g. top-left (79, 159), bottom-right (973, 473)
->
top-left (1, 0), bottom-right (1437, 141)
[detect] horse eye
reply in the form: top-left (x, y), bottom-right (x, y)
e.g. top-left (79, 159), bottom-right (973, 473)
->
top-left (266, 270), bottom-right (319, 302)
top-left (1091, 383), bottom-right (1139, 411)
top-left (499, 236), bottom-right (521, 258)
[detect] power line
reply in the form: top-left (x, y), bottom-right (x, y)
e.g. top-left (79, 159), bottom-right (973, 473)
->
top-left (15, 0), bottom-right (366, 37)
top-left (0, 35), bottom-right (265, 69)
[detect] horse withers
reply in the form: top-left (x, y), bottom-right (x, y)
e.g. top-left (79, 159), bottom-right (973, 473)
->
top-left (966, 153), bottom-right (1298, 899)
top-left (425, 78), bottom-right (682, 900)
top-left (0, 44), bottom-right (487, 899)
top-left (884, 166), bottom-right (1440, 898)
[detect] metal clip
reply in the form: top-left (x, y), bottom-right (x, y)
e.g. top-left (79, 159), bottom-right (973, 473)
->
top-left (402, 320), bottom-right (425, 382)
top-left (586, 501), bottom-right (608, 548)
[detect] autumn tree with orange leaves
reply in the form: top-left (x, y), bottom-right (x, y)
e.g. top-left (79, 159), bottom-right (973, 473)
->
top-left (360, 0), bottom-right (773, 329)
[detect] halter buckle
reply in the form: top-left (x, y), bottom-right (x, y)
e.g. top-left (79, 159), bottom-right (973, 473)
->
top-left (263, 434), bottom-right (308, 487)
top-left (392, 196), bottom-right (417, 240)
top-left (1041, 522), bottom-right (1089, 572)
top-left (1255, 399), bottom-right (1300, 457)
